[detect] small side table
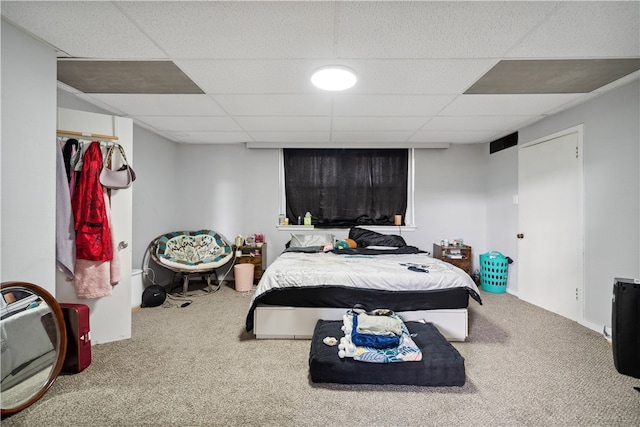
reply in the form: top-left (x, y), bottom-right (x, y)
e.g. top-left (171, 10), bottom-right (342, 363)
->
top-left (433, 243), bottom-right (472, 276)
top-left (234, 243), bottom-right (267, 282)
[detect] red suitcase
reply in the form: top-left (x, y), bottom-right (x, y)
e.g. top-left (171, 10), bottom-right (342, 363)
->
top-left (60, 303), bottom-right (92, 373)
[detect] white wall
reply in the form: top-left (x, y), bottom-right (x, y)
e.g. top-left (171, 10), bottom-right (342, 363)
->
top-left (174, 143), bottom-right (489, 270)
top-left (487, 79), bottom-right (640, 329)
top-left (485, 145), bottom-right (519, 290)
top-left (413, 144), bottom-right (488, 269)
top-left (1, 21), bottom-right (57, 291)
top-left (175, 144), bottom-right (280, 264)
top-left (130, 126), bottom-right (180, 271)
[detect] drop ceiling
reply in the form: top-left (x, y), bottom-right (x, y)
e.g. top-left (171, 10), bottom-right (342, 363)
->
top-left (2, 1), bottom-right (639, 146)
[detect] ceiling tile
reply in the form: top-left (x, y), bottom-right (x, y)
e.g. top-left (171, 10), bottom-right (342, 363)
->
top-left (466, 59), bottom-right (640, 94)
top-left (341, 59), bottom-right (497, 94)
top-left (506, 2), bottom-right (640, 58)
top-left (593, 70), bottom-right (640, 93)
top-left (176, 59), bottom-right (329, 94)
top-left (119, 1), bottom-right (335, 59)
top-left (87, 94), bottom-right (227, 116)
top-left (134, 116), bottom-right (242, 132)
top-left (336, 2), bottom-right (557, 58)
top-left (332, 94), bottom-right (455, 116)
top-left (235, 116), bottom-right (330, 132)
top-left (440, 94), bottom-right (586, 116)
top-left (422, 116), bottom-right (540, 132)
top-left (213, 94), bottom-right (332, 116)
top-left (1, 1), bottom-right (165, 58)
top-left (166, 131), bottom-right (251, 144)
top-left (332, 116), bottom-right (429, 132)
top-left (58, 61), bottom-right (203, 94)
top-left (249, 131), bottom-right (331, 143)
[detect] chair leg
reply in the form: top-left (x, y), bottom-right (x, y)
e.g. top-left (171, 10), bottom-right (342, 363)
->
top-left (170, 272), bottom-right (180, 293)
top-left (206, 275), bottom-right (213, 293)
top-left (182, 275), bottom-right (189, 296)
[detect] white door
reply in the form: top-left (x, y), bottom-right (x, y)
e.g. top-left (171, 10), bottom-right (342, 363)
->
top-left (56, 108), bottom-right (132, 344)
top-left (517, 126), bottom-right (583, 321)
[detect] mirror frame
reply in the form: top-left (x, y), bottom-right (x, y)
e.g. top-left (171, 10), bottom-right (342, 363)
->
top-left (0, 281), bottom-right (68, 418)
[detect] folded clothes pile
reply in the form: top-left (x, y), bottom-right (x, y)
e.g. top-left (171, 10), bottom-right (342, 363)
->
top-left (338, 311), bottom-right (422, 363)
top-left (352, 312), bottom-right (402, 348)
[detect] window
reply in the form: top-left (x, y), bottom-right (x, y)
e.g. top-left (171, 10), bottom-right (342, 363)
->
top-left (280, 148), bottom-right (414, 227)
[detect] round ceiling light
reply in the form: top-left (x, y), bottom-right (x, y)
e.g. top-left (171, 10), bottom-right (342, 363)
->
top-left (311, 66), bottom-right (357, 91)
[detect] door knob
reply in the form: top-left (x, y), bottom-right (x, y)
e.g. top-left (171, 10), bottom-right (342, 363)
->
top-left (517, 233), bottom-right (524, 239)
top-left (118, 241), bottom-right (129, 249)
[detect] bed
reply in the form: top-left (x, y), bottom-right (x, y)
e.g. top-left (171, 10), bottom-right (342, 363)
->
top-left (246, 228), bottom-right (482, 341)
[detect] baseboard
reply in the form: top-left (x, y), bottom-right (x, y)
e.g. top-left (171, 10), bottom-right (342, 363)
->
top-left (504, 289), bottom-right (604, 336)
top-left (579, 318), bottom-right (603, 335)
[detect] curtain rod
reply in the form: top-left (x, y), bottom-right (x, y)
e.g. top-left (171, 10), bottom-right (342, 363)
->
top-left (56, 129), bottom-right (119, 141)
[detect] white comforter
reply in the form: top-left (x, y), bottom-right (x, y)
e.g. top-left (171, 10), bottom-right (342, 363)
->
top-left (251, 251), bottom-right (480, 305)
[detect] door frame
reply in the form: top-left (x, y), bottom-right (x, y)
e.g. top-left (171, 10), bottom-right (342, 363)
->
top-left (518, 124), bottom-right (585, 323)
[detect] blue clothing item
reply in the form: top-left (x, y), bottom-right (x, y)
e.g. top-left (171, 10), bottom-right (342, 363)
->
top-left (351, 314), bottom-right (400, 349)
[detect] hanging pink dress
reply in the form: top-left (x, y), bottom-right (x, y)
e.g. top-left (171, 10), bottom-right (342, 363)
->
top-left (71, 141), bottom-right (120, 298)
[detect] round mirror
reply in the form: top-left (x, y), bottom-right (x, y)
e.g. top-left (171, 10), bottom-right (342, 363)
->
top-left (0, 282), bottom-right (67, 417)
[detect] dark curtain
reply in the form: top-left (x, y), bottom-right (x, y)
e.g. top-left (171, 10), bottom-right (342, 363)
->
top-left (284, 149), bottom-right (408, 227)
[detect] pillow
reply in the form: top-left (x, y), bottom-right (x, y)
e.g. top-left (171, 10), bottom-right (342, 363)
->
top-left (289, 233), bottom-right (335, 248)
top-left (348, 227), bottom-right (406, 248)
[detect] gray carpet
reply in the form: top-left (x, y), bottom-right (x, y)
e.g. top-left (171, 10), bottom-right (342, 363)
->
top-left (3, 283), bottom-right (639, 426)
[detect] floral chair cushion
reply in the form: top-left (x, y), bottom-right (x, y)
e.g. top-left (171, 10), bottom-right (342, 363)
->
top-left (155, 230), bottom-right (233, 272)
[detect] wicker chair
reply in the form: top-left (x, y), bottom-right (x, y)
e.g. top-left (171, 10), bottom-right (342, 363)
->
top-left (149, 230), bottom-right (233, 295)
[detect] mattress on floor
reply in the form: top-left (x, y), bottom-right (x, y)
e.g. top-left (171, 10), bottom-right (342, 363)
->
top-left (309, 320), bottom-right (465, 386)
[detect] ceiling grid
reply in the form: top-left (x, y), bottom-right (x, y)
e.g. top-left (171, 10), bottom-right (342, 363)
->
top-left (1, 1), bottom-right (638, 146)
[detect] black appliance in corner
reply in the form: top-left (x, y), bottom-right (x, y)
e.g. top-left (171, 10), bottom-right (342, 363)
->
top-left (612, 277), bottom-right (640, 379)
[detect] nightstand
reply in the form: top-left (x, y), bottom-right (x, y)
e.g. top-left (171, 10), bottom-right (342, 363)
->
top-left (235, 244), bottom-right (267, 282)
top-left (433, 243), bottom-right (472, 276)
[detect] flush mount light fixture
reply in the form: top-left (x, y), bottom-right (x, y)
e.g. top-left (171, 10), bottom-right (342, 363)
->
top-left (311, 65), bottom-right (357, 91)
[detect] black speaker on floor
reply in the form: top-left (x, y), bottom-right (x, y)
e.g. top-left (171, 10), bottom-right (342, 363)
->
top-left (612, 277), bottom-right (640, 379)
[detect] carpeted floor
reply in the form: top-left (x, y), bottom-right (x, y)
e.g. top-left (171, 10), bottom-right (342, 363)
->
top-left (3, 282), bottom-right (639, 426)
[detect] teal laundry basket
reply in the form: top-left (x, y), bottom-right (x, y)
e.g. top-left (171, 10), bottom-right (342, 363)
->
top-left (479, 251), bottom-right (509, 293)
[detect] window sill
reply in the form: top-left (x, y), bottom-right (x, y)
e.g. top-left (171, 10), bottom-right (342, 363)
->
top-left (276, 225), bottom-right (417, 232)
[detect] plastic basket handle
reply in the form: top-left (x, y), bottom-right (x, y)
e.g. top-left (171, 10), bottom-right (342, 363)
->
top-left (489, 251), bottom-right (504, 258)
